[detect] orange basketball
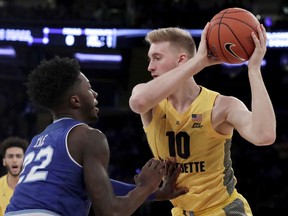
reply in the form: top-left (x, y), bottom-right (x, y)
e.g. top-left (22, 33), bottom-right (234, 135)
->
top-left (206, 7), bottom-right (260, 64)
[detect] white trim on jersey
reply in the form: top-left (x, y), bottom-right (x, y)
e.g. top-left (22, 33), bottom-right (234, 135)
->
top-left (5, 209), bottom-right (60, 216)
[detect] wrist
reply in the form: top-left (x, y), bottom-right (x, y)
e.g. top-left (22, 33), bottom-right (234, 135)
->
top-left (147, 190), bottom-right (157, 201)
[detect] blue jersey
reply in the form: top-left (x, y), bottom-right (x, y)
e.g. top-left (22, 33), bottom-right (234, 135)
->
top-left (5, 118), bottom-right (91, 216)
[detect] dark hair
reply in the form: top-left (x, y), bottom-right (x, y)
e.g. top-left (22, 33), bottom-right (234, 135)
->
top-left (26, 56), bottom-right (81, 110)
top-left (0, 136), bottom-right (28, 157)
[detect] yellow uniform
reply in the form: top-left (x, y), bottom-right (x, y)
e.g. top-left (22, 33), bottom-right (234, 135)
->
top-left (145, 86), bottom-right (252, 215)
top-left (0, 175), bottom-right (13, 215)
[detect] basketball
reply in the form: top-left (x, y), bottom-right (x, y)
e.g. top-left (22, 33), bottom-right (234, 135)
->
top-left (206, 7), bottom-right (260, 64)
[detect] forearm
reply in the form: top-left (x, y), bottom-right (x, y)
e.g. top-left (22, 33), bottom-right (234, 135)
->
top-left (110, 185), bottom-right (155, 216)
top-left (111, 179), bottom-right (156, 200)
top-left (130, 57), bottom-right (204, 114)
top-left (249, 69), bottom-right (276, 144)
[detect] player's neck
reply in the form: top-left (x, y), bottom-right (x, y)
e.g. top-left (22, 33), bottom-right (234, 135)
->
top-left (52, 112), bottom-right (76, 121)
top-left (7, 174), bottom-right (19, 190)
top-left (168, 84), bottom-right (201, 113)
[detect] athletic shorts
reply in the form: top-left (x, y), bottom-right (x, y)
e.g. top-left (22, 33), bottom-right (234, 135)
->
top-left (171, 191), bottom-right (253, 216)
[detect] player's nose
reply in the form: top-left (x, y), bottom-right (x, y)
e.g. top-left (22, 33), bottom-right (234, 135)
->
top-left (147, 62), bottom-right (155, 73)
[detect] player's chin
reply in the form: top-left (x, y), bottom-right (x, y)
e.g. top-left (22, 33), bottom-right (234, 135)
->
top-left (92, 109), bottom-right (99, 120)
top-left (11, 169), bottom-right (21, 176)
top-left (87, 115), bottom-right (98, 125)
top-left (94, 106), bottom-right (99, 113)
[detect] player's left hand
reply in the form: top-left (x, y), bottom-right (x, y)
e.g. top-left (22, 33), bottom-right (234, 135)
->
top-left (248, 24), bottom-right (267, 69)
top-left (154, 158), bottom-right (189, 201)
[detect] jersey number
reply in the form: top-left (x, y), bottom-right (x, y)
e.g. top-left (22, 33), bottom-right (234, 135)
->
top-left (166, 131), bottom-right (190, 159)
top-left (18, 146), bottom-right (54, 183)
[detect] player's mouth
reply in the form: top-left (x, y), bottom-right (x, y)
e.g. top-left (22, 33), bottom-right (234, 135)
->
top-left (11, 165), bottom-right (20, 172)
top-left (94, 102), bottom-right (99, 113)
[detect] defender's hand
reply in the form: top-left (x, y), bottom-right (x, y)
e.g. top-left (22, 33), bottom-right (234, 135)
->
top-left (155, 158), bottom-right (188, 201)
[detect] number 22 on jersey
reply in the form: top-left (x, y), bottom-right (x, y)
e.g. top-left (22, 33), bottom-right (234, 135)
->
top-left (18, 135), bottom-right (54, 184)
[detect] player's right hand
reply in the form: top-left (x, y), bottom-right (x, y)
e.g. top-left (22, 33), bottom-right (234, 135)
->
top-left (197, 22), bottom-right (223, 67)
top-left (135, 158), bottom-right (165, 192)
top-left (155, 158), bottom-right (189, 200)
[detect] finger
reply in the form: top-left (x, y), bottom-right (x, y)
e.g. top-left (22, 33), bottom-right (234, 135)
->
top-left (158, 167), bottom-right (165, 175)
top-left (201, 22), bottom-right (210, 41)
top-left (173, 187), bottom-right (189, 197)
top-left (158, 162), bottom-right (166, 175)
top-left (260, 24), bottom-right (267, 46)
top-left (153, 161), bottom-right (165, 176)
top-left (251, 31), bottom-right (260, 48)
top-left (164, 159), bottom-right (170, 175)
top-left (256, 25), bottom-right (264, 44)
top-left (149, 159), bottom-right (165, 174)
top-left (134, 174), bottom-right (138, 183)
top-left (168, 164), bottom-right (181, 182)
top-left (260, 24), bottom-right (266, 35)
top-left (155, 159), bottom-right (165, 169)
top-left (166, 159), bottom-right (178, 177)
top-left (145, 158), bottom-right (153, 167)
top-left (203, 22), bottom-right (210, 34)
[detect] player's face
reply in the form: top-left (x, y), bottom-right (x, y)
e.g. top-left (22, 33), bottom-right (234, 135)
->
top-left (77, 73), bottom-right (99, 123)
top-left (147, 41), bottom-right (180, 78)
top-left (3, 147), bottom-right (25, 177)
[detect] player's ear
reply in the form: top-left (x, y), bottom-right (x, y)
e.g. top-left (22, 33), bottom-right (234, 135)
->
top-left (178, 53), bottom-right (187, 63)
top-left (70, 95), bottom-right (81, 107)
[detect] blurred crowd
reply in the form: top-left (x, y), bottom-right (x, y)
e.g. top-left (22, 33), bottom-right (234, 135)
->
top-left (0, 0), bottom-right (287, 29)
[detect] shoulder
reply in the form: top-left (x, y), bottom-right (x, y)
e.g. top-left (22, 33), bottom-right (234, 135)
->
top-left (216, 94), bottom-right (245, 108)
top-left (70, 124), bottom-right (104, 136)
top-left (68, 125), bottom-right (109, 164)
top-left (69, 125), bottom-right (107, 147)
top-left (0, 175), bottom-right (7, 185)
top-left (214, 94), bottom-right (248, 120)
top-left (0, 174), bottom-right (6, 181)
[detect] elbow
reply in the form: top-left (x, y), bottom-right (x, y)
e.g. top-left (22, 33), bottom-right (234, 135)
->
top-left (252, 131), bottom-right (276, 146)
top-left (129, 95), bottom-right (149, 114)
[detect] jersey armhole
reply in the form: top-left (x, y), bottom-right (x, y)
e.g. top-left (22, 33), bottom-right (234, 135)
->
top-left (65, 123), bottom-right (85, 168)
top-left (144, 104), bottom-right (163, 133)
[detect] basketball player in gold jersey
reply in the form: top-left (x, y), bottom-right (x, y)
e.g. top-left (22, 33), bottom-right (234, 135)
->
top-left (129, 23), bottom-right (276, 215)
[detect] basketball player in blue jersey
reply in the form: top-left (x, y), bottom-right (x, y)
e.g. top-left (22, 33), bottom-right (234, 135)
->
top-left (129, 23), bottom-right (276, 215)
top-left (5, 56), bottom-right (188, 216)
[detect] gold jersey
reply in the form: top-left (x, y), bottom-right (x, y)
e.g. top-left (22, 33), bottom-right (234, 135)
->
top-left (0, 175), bottom-right (13, 215)
top-left (144, 86), bottom-right (237, 212)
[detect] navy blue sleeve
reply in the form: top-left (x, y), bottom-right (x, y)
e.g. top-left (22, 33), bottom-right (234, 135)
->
top-left (110, 179), bottom-right (156, 200)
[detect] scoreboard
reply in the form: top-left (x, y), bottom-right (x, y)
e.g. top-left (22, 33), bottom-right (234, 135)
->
top-left (0, 25), bottom-right (287, 48)
top-left (0, 26), bottom-right (203, 48)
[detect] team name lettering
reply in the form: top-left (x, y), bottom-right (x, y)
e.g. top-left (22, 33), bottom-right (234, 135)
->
top-left (33, 134), bottom-right (48, 147)
top-left (176, 161), bottom-right (205, 173)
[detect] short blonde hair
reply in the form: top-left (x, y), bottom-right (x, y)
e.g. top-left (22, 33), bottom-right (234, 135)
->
top-left (145, 27), bottom-right (196, 58)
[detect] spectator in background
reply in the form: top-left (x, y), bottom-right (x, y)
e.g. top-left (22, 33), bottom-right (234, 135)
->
top-left (0, 136), bottom-right (28, 216)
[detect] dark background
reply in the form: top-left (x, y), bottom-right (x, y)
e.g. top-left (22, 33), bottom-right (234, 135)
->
top-left (0, 0), bottom-right (287, 215)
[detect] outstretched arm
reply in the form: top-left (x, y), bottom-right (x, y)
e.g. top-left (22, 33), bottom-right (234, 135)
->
top-left (247, 24), bottom-right (276, 145)
top-left (226, 25), bottom-right (276, 145)
top-left (110, 179), bottom-right (158, 200)
top-left (76, 126), bottom-right (165, 216)
top-left (113, 159), bottom-right (188, 201)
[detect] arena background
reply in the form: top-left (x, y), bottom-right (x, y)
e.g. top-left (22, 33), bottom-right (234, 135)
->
top-left (0, 0), bottom-right (287, 215)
